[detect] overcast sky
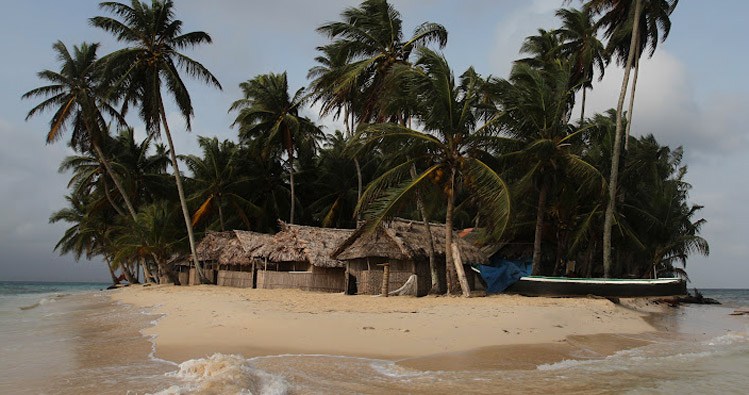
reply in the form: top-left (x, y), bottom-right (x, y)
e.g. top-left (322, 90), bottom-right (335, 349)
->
top-left (1, 1), bottom-right (747, 288)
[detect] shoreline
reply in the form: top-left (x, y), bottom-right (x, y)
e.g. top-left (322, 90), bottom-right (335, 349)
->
top-left (110, 284), bottom-right (664, 370)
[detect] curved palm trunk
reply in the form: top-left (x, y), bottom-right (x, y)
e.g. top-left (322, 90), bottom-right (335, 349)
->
top-left (105, 258), bottom-right (120, 285)
top-left (532, 182), bottom-right (549, 275)
top-left (624, 42), bottom-right (641, 151)
top-left (141, 257), bottom-right (155, 284)
top-left (158, 102), bottom-right (206, 283)
top-left (92, 142), bottom-right (138, 220)
top-left (603, 0), bottom-right (642, 278)
top-left (410, 164), bottom-right (441, 294)
top-left (102, 177), bottom-right (127, 218)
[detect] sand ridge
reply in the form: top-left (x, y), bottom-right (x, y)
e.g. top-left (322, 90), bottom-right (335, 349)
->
top-left (111, 284), bottom-right (658, 364)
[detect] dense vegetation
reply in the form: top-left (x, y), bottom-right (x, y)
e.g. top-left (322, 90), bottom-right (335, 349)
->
top-left (26, 0), bottom-right (707, 292)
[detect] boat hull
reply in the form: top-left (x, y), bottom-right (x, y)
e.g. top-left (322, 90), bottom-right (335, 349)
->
top-left (504, 277), bottom-right (687, 297)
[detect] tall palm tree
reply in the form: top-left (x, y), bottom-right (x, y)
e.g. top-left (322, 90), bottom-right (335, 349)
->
top-left (229, 72), bottom-right (321, 224)
top-left (22, 41), bottom-right (139, 221)
top-left (182, 136), bottom-right (258, 231)
top-left (555, 7), bottom-right (607, 123)
top-left (516, 29), bottom-right (564, 69)
top-left (358, 48), bottom-right (512, 296)
top-left (493, 61), bottom-right (601, 275)
top-left (587, 0), bottom-right (677, 277)
top-left (91, 0), bottom-right (221, 282)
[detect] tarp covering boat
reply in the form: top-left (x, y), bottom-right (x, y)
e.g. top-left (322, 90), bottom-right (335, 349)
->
top-left (478, 259), bottom-right (532, 294)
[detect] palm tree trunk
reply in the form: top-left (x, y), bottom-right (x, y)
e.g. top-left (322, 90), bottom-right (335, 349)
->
top-left (92, 142), bottom-right (138, 220)
top-left (102, 176), bottom-right (127, 218)
top-left (105, 258), bottom-right (120, 285)
top-left (158, 101), bottom-right (206, 283)
top-left (217, 195), bottom-right (225, 231)
top-left (580, 87), bottom-right (587, 125)
top-left (120, 262), bottom-right (138, 284)
top-left (603, 0), bottom-right (642, 278)
top-left (445, 167), bottom-right (461, 295)
top-left (410, 164), bottom-right (441, 294)
top-left (141, 257), bottom-right (155, 284)
top-left (624, 43), bottom-right (641, 151)
top-left (288, 149), bottom-right (296, 224)
top-left (532, 182), bottom-right (549, 275)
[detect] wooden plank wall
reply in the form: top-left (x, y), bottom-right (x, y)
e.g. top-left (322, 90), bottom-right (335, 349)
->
top-left (359, 269), bottom-right (414, 295)
top-left (256, 270), bottom-right (345, 293)
top-left (217, 270), bottom-right (254, 288)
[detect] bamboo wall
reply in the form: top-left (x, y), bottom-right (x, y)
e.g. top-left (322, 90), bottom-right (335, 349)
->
top-left (188, 268), bottom-right (217, 285)
top-left (217, 269), bottom-right (254, 288)
top-left (256, 268), bottom-right (345, 293)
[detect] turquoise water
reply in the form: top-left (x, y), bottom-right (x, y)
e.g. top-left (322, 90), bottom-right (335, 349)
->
top-left (0, 284), bottom-right (747, 394)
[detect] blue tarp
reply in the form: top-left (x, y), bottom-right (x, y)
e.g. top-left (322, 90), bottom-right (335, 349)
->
top-left (479, 258), bottom-right (532, 294)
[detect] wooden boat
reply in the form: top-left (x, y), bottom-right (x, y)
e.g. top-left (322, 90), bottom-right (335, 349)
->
top-left (503, 276), bottom-right (687, 297)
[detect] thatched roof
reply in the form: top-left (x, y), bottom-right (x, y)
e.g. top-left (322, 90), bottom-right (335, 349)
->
top-left (331, 218), bottom-right (488, 264)
top-left (197, 230), bottom-right (274, 266)
top-left (196, 231), bottom-right (235, 261)
top-left (256, 222), bottom-right (354, 268)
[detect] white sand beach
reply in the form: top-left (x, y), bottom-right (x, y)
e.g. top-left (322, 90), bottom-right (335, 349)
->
top-left (111, 284), bottom-right (659, 365)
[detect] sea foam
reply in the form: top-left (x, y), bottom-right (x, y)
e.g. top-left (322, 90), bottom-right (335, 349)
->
top-left (150, 353), bottom-right (288, 395)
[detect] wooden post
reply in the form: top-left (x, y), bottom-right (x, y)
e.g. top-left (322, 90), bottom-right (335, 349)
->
top-left (382, 263), bottom-right (390, 297)
top-left (451, 242), bottom-right (471, 297)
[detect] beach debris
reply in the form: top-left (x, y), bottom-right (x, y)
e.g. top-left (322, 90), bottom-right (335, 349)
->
top-left (729, 309), bottom-right (749, 316)
top-left (362, 326), bottom-right (375, 330)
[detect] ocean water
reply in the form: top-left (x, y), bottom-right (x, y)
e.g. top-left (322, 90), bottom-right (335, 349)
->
top-left (1, 283), bottom-right (747, 394)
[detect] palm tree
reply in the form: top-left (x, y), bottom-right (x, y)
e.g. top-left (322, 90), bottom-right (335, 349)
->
top-left (314, 0), bottom-right (448, 123)
top-left (516, 28), bottom-right (564, 68)
top-left (229, 72), bottom-right (322, 224)
top-left (493, 61), bottom-right (601, 275)
top-left (22, 41), bottom-right (140, 221)
top-left (91, 0), bottom-right (222, 282)
top-left (587, 0), bottom-right (677, 277)
top-left (555, 7), bottom-right (607, 123)
top-left (358, 48), bottom-right (512, 295)
top-left (182, 136), bottom-right (258, 231)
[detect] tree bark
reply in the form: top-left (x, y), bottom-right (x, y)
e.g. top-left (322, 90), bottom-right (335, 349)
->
top-left (288, 149), bottom-right (295, 224)
top-left (410, 164), bottom-right (441, 294)
top-left (105, 258), bottom-right (120, 285)
top-left (92, 142), bottom-right (138, 220)
top-left (580, 87), bottom-right (587, 125)
top-left (532, 182), bottom-right (549, 275)
top-left (452, 242), bottom-right (471, 297)
top-left (141, 257), bottom-right (155, 284)
top-left (102, 176), bottom-right (127, 218)
top-left (444, 167), bottom-right (462, 295)
top-left (624, 41), bottom-right (641, 151)
top-left (158, 101), bottom-right (206, 283)
top-left (603, 0), bottom-right (642, 278)
top-left (217, 194), bottom-right (225, 231)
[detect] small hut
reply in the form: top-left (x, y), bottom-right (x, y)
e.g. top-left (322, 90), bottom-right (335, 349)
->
top-left (331, 218), bottom-right (488, 296)
top-left (255, 222), bottom-right (354, 293)
top-left (214, 230), bottom-right (274, 288)
top-left (193, 230), bottom-right (272, 286)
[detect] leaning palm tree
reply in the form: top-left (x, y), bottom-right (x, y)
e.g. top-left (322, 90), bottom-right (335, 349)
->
top-left (587, 0), bottom-right (677, 277)
top-left (555, 7), bottom-right (607, 123)
top-left (22, 41), bottom-right (140, 221)
top-left (357, 48), bottom-right (512, 296)
top-left (229, 72), bottom-right (322, 224)
top-left (91, 0), bottom-right (221, 282)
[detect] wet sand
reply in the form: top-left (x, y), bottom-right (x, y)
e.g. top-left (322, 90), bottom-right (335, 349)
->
top-left (111, 284), bottom-right (661, 370)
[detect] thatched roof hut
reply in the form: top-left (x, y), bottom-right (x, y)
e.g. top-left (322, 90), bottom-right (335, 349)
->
top-left (196, 231), bottom-right (235, 262)
top-left (331, 218), bottom-right (488, 264)
top-left (256, 222), bottom-right (354, 268)
top-left (197, 230), bottom-right (274, 265)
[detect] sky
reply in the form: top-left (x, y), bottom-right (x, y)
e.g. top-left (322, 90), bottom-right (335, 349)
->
top-left (0, 1), bottom-right (747, 287)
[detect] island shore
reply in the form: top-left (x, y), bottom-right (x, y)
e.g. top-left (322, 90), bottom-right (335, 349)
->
top-left (111, 284), bottom-right (662, 369)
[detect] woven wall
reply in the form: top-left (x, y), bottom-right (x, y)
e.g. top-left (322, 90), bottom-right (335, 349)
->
top-left (256, 269), bottom-right (345, 293)
top-left (217, 270), bottom-right (254, 288)
top-left (188, 268), bottom-right (216, 285)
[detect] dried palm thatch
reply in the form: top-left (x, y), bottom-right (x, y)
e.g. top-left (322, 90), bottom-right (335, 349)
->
top-left (195, 231), bottom-right (235, 262)
top-left (197, 230), bottom-right (275, 266)
top-left (256, 222), bottom-right (354, 268)
top-left (332, 218), bottom-right (487, 264)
